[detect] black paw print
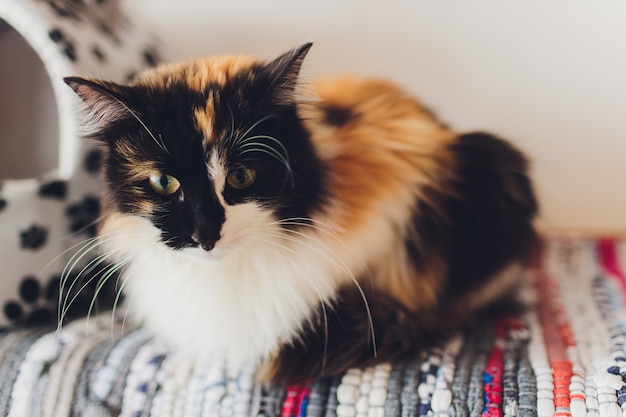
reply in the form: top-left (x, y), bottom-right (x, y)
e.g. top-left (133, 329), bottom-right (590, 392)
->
top-left (91, 45), bottom-right (107, 63)
top-left (3, 276), bottom-right (57, 326)
top-left (142, 46), bottom-right (161, 68)
top-left (41, 0), bottom-right (85, 20)
top-left (20, 224), bottom-right (49, 250)
top-left (66, 196), bottom-right (100, 236)
top-left (39, 180), bottom-right (68, 200)
top-left (48, 28), bottom-right (77, 62)
top-left (84, 148), bottom-right (103, 175)
top-left (0, 183), bottom-right (6, 212)
top-left (4, 268), bottom-right (122, 327)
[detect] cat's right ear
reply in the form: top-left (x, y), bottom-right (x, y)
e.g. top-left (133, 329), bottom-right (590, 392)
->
top-left (64, 76), bottom-right (134, 137)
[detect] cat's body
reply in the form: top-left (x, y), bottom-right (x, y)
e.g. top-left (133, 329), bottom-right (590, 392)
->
top-left (66, 43), bottom-right (537, 383)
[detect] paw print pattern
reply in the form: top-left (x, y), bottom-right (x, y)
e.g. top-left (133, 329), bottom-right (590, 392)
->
top-left (0, 0), bottom-right (163, 328)
top-left (84, 148), bottom-right (103, 175)
top-left (66, 196), bottom-right (100, 236)
top-left (38, 180), bottom-right (68, 200)
top-left (3, 267), bottom-right (121, 326)
top-left (41, 0), bottom-right (85, 20)
top-left (48, 28), bottom-right (77, 61)
top-left (42, 0), bottom-right (121, 42)
top-left (91, 44), bottom-right (107, 63)
top-left (20, 224), bottom-right (49, 250)
top-left (142, 46), bottom-right (161, 67)
top-left (3, 276), bottom-right (57, 325)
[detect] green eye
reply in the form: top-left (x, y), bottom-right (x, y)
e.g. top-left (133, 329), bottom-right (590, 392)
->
top-left (227, 167), bottom-right (256, 190)
top-left (149, 173), bottom-right (181, 195)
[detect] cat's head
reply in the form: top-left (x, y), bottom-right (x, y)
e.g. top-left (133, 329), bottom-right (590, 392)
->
top-left (66, 43), bottom-right (326, 258)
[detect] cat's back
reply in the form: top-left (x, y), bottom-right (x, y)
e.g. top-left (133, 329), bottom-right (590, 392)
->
top-left (305, 75), bottom-right (537, 312)
top-left (305, 76), bottom-right (457, 234)
top-left (310, 76), bottom-right (452, 146)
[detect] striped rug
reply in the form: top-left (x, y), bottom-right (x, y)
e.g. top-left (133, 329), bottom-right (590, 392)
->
top-left (0, 238), bottom-right (624, 417)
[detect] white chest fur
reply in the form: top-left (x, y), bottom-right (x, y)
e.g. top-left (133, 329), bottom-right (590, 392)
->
top-left (102, 215), bottom-right (345, 369)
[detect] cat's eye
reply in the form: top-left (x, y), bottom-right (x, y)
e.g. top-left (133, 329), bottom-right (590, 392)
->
top-left (149, 173), bottom-right (181, 195)
top-left (227, 167), bottom-right (256, 190)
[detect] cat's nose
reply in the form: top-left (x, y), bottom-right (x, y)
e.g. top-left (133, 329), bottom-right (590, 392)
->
top-left (201, 241), bottom-right (215, 251)
top-left (191, 231), bottom-right (219, 252)
top-left (190, 197), bottom-right (225, 252)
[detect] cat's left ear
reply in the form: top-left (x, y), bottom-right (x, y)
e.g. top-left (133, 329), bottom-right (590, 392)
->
top-left (264, 42), bottom-right (313, 102)
top-left (64, 76), bottom-right (135, 136)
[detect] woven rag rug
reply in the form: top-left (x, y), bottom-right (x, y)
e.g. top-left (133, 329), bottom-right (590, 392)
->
top-left (0, 237), bottom-right (625, 417)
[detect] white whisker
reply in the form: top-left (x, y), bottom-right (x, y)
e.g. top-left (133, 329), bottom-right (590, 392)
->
top-left (84, 258), bottom-right (129, 331)
top-left (233, 114), bottom-right (278, 147)
top-left (120, 289), bottom-right (134, 340)
top-left (57, 233), bottom-right (133, 318)
top-left (58, 236), bottom-right (113, 325)
top-left (274, 217), bottom-right (374, 290)
top-left (237, 145), bottom-right (294, 187)
top-left (57, 230), bottom-right (160, 334)
top-left (256, 229), bottom-right (377, 358)
top-left (251, 235), bottom-right (330, 373)
top-left (238, 134), bottom-right (290, 163)
top-left (111, 270), bottom-right (132, 341)
top-left (107, 94), bottom-right (168, 153)
top-left (39, 235), bottom-right (99, 278)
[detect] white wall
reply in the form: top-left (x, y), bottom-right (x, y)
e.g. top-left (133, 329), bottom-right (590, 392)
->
top-left (134, 1), bottom-right (626, 233)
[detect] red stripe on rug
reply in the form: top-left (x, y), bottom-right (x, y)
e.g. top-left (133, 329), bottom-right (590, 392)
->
top-left (482, 319), bottom-right (507, 417)
top-left (598, 238), bottom-right (626, 297)
top-left (535, 246), bottom-right (574, 417)
top-left (282, 385), bottom-right (304, 417)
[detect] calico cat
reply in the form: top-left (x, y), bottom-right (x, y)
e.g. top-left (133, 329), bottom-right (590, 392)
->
top-left (65, 43), bottom-right (538, 383)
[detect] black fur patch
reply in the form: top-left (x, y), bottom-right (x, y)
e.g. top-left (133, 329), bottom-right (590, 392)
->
top-left (323, 105), bottom-right (353, 127)
top-left (407, 132), bottom-right (538, 298)
top-left (264, 284), bottom-right (525, 384)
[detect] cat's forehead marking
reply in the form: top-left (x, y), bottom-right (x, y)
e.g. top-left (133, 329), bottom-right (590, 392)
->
top-left (158, 55), bottom-right (259, 146)
top-left (194, 90), bottom-right (216, 145)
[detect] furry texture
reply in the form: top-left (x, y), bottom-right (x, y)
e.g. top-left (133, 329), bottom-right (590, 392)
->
top-left (65, 43), bottom-right (538, 383)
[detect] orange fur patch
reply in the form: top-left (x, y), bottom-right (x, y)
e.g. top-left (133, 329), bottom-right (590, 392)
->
top-left (134, 55), bottom-right (259, 91)
top-left (133, 55), bottom-right (260, 145)
top-left (115, 141), bottom-right (157, 183)
top-left (307, 77), bottom-right (456, 231)
top-left (111, 140), bottom-right (157, 215)
top-left (304, 77), bottom-right (457, 310)
top-left (194, 90), bottom-right (216, 141)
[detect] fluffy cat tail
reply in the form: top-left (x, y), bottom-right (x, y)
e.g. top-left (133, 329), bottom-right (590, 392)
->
top-left (259, 283), bottom-right (524, 384)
